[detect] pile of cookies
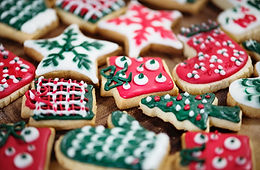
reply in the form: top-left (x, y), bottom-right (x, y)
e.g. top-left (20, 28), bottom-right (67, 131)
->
top-left (0, 0), bottom-right (259, 169)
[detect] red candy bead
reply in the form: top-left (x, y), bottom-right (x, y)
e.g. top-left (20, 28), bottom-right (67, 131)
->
top-left (196, 114), bottom-right (201, 121)
top-left (166, 101), bottom-right (173, 107)
top-left (154, 96), bottom-right (161, 102)
top-left (184, 104), bottom-right (190, 110)
top-left (205, 95), bottom-right (211, 99)
top-left (176, 94), bottom-right (182, 101)
top-left (195, 95), bottom-right (202, 100)
top-left (197, 104), bottom-right (204, 109)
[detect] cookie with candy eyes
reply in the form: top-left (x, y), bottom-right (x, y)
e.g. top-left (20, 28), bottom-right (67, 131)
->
top-left (140, 92), bottom-right (242, 132)
top-left (173, 20), bottom-right (253, 94)
top-left (21, 76), bottom-right (97, 130)
top-left (0, 121), bottom-right (55, 170)
top-left (98, 1), bottom-right (183, 58)
top-left (217, 0), bottom-right (260, 42)
top-left (227, 61), bottom-right (260, 118)
top-left (100, 56), bottom-right (179, 109)
top-left (0, 0), bottom-right (58, 43)
top-left (55, 110), bottom-right (170, 170)
top-left (242, 39), bottom-right (260, 61)
top-left (24, 24), bottom-right (122, 85)
top-left (0, 44), bottom-right (35, 108)
top-left (171, 131), bottom-right (254, 170)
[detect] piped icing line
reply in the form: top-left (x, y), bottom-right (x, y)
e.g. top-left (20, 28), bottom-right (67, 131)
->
top-left (59, 111), bottom-right (170, 170)
top-left (24, 24), bottom-right (119, 84)
top-left (98, 0), bottom-right (183, 58)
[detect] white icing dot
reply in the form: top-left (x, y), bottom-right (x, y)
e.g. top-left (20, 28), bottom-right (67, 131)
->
top-left (200, 109), bottom-right (205, 114)
top-left (125, 156), bottom-right (135, 164)
top-left (164, 94), bottom-right (171, 100)
top-left (115, 56), bottom-right (132, 68)
top-left (189, 111), bottom-right (195, 117)
top-left (21, 127), bottom-right (39, 143)
top-left (192, 151), bottom-right (202, 157)
top-left (123, 83), bottom-right (131, 90)
top-left (185, 99), bottom-right (190, 104)
top-left (146, 96), bottom-right (152, 102)
top-left (14, 153), bottom-right (33, 168)
top-left (0, 62), bottom-right (3, 66)
top-left (76, 133), bottom-right (85, 140)
top-left (215, 147), bottom-right (224, 154)
top-left (187, 73), bottom-right (193, 78)
top-left (106, 136), bottom-right (115, 144)
top-left (184, 92), bottom-right (189, 97)
top-left (27, 145), bottom-right (36, 151)
top-left (176, 104), bottom-right (181, 111)
top-left (210, 64), bottom-right (215, 68)
top-left (155, 74), bottom-right (166, 83)
top-left (135, 56), bottom-right (143, 62)
top-left (202, 99), bottom-right (207, 103)
top-left (96, 152), bottom-right (105, 160)
top-left (145, 59), bottom-right (160, 71)
top-left (236, 156), bottom-right (247, 165)
top-left (194, 133), bottom-right (208, 144)
top-left (136, 65), bottom-right (144, 72)
top-left (81, 126), bottom-right (91, 133)
top-left (210, 134), bottom-right (219, 140)
top-left (111, 128), bottom-right (122, 135)
top-left (118, 73), bottom-right (127, 78)
top-left (67, 147), bottom-right (76, 158)
top-left (134, 74), bottom-right (148, 85)
top-left (5, 147), bottom-right (15, 156)
top-left (224, 137), bottom-right (241, 150)
top-left (212, 157), bottom-right (227, 169)
top-left (96, 126), bottom-right (105, 134)
top-left (195, 163), bottom-right (205, 170)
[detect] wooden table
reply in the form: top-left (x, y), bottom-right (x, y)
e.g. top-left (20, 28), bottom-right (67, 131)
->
top-left (0, 1), bottom-right (259, 169)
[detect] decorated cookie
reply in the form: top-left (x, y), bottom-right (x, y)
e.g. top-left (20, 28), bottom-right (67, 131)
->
top-left (0, 0), bottom-right (58, 43)
top-left (24, 24), bottom-right (121, 85)
top-left (55, 0), bottom-right (126, 34)
top-left (212, 0), bottom-right (247, 10)
top-left (172, 131), bottom-right (254, 170)
top-left (98, 1), bottom-right (183, 58)
top-left (0, 121), bottom-right (55, 170)
top-left (21, 76), bottom-right (96, 130)
top-left (0, 44), bottom-right (35, 108)
top-left (55, 110), bottom-right (170, 170)
top-left (173, 20), bottom-right (253, 94)
top-left (139, 0), bottom-right (208, 14)
top-left (100, 56), bottom-right (179, 109)
top-left (218, 0), bottom-right (260, 42)
top-left (242, 39), bottom-right (260, 61)
top-left (140, 92), bottom-right (242, 132)
top-left (227, 61), bottom-right (260, 118)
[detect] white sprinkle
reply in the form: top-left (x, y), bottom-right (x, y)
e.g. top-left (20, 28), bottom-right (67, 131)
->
top-left (176, 104), bottom-right (181, 111)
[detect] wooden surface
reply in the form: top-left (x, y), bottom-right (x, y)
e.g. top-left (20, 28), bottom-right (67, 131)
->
top-left (0, 1), bottom-right (259, 169)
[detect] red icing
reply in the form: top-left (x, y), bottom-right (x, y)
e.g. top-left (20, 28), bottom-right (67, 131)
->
top-left (184, 132), bottom-right (253, 170)
top-left (195, 95), bottom-right (202, 100)
top-left (0, 128), bottom-right (51, 170)
top-left (177, 93), bottom-right (182, 101)
top-left (109, 56), bottom-right (174, 99)
top-left (184, 104), bottom-right (190, 110)
top-left (196, 114), bottom-right (201, 121)
top-left (0, 48), bottom-right (35, 99)
top-left (166, 101), bottom-right (173, 107)
top-left (176, 28), bottom-right (248, 84)
top-left (197, 104), bottom-right (204, 109)
top-left (233, 14), bottom-right (257, 28)
top-left (154, 96), bottom-right (161, 102)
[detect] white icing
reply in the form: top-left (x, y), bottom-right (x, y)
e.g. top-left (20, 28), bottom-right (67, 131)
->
top-left (210, 133), bottom-right (219, 140)
top-left (155, 74), bottom-right (166, 83)
top-left (145, 59), bottom-right (160, 71)
top-left (118, 114), bottom-right (129, 126)
top-left (67, 147), bottom-right (76, 157)
top-left (194, 133), bottom-right (208, 144)
top-left (5, 147), bottom-right (15, 156)
top-left (212, 157), bottom-right (227, 169)
top-left (27, 145), bottom-right (36, 151)
top-left (224, 137), bottom-right (241, 150)
top-left (136, 65), bottom-right (144, 72)
top-left (123, 83), bottom-right (131, 90)
top-left (176, 104), bottom-right (181, 111)
top-left (115, 56), bottom-right (132, 68)
top-left (135, 56), bottom-right (144, 62)
top-left (236, 156), bottom-right (247, 165)
top-left (95, 126), bottom-right (105, 134)
top-left (14, 153), bottom-right (33, 168)
top-left (164, 94), bottom-right (171, 100)
top-left (21, 127), bottom-right (39, 143)
top-left (202, 99), bottom-right (207, 103)
top-left (256, 62), bottom-right (260, 75)
top-left (185, 99), bottom-right (190, 104)
top-left (200, 109), bottom-right (205, 114)
top-left (189, 111), bottom-right (195, 117)
top-left (184, 92), bottom-right (189, 97)
top-left (215, 147), bottom-right (224, 154)
top-left (146, 96), bottom-right (152, 102)
top-left (134, 74), bottom-right (148, 85)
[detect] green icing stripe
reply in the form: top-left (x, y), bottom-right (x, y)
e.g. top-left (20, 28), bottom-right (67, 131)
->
top-left (242, 39), bottom-right (260, 55)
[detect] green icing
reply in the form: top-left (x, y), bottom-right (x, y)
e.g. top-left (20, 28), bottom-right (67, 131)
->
top-left (60, 111), bottom-right (164, 169)
top-left (141, 93), bottom-right (240, 130)
top-left (241, 78), bottom-right (260, 102)
top-left (180, 144), bottom-right (205, 166)
top-left (0, 0), bottom-right (47, 30)
top-left (247, 0), bottom-right (260, 10)
top-left (187, 0), bottom-right (196, 3)
top-left (36, 27), bottom-right (103, 70)
top-left (242, 39), bottom-right (260, 55)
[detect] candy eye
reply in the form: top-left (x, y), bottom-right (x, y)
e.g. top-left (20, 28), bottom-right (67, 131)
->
top-left (21, 127), bottom-right (39, 143)
top-left (115, 56), bottom-right (132, 68)
top-left (212, 157), bottom-right (227, 169)
top-left (194, 133), bottom-right (208, 144)
top-left (5, 147), bottom-right (15, 156)
top-left (145, 59), bottom-right (159, 71)
top-left (14, 153), bottom-right (33, 168)
top-left (236, 156), bottom-right (247, 165)
top-left (224, 137), bottom-right (241, 150)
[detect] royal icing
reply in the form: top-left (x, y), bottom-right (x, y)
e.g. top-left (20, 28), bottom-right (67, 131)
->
top-left (177, 21), bottom-right (248, 84)
top-left (242, 39), bottom-right (260, 54)
top-left (60, 111), bottom-right (169, 170)
top-left (0, 0), bottom-right (57, 34)
top-left (180, 132), bottom-right (253, 170)
top-left (55, 0), bottom-right (125, 24)
top-left (0, 121), bottom-right (52, 170)
top-left (98, 1), bottom-right (183, 58)
top-left (0, 44), bottom-right (35, 99)
top-left (24, 76), bottom-right (95, 120)
top-left (140, 93), bottom-right (241, 131)
top-left (24, 24), bottom-right (119, 85)
top-left (100, 56), bottom-right (174, 99)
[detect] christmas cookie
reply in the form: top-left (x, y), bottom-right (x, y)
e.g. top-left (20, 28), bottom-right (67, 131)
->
top-left (212, 0), bottom-right (246, 10)
top-left (0, 121), bottom-right (55, 170)
top-left (55, 110), bottom-right (170, 170)
top-left (140, 92), bottom-right (242, 132)
top-left (100, 56), bottom-right (179, 109)
top-left (139, 0), bottom-right (207, 14)
top-left (21, 76), bottom-right (97, 130)
top-left (173, 20), bottom-right (253, 94)
top-left (0, 44), bottom-right (35, 108)
top-left (98, 1), bottom-right (183, 58)
top-left (24, 24), bottom-right (121, 85)
top-left (55, 0), bottom-right (126, 34)
top-left (242, 39), bottom-right (260, 61)
top-left (0, 0), bottom-right (58, 43)
top-left (227, 61), bottom-right (260, 118)
top-left (172, 131), bottom-right (254, 170)
top-left (218, 0), bottom-right (260, 42)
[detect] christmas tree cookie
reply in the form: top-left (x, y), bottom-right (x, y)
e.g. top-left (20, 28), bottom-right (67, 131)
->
top-left (217, 0), bottom-right (260, 42)
top-left (100, 56), bottom-right (179, 109)
top-left (24, 24), bottom-right (121, 85)
top-left (242, 39), bottom-right (260, 61)
top-left (140, 92), bottom-right (242, 132)
top-left (98, 1), bottom-right (183, 58)
top-left (0, 44), bottom-right (35, 108)
top-left (172, 131), bottom-right (254, 170)
top-left (173, 20), bottom-right (253, 94)
top-left (0, 0), bottom-right (58, 43)
top-left (21, 76), bottom-right (97, 130)
top-left (227, 61), bottom-right (260, 118)
top-left (0, 121), bottom-right (55, 170)
top-left (55, 110), bottom-right (170, 170)
top-left (55, 0), bottom-right (126, 34)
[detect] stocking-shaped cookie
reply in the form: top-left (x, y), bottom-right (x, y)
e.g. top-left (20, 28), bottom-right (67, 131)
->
top-left (21, 76), bottom-right (96, 130)
top-left (227, 61), bottom-right (260, 118)
top-left (242, 39), bottom-right (260, 61)
top-left (55, 111), bottom-right (170, 170)
top-left (0, 121), bottom-right (55, 170)
top-left (173, 20), bottom-right (253, 94)
top-left (172, 131), bottom-right (253, 170)
top-left (140, 92), bottom-right (241, 131)
top-left (100, 56), bottom-right (178, 109)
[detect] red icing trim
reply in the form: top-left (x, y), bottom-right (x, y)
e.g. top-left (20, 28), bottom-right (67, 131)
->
top-left (176, 29), bottom-right (248, 84)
